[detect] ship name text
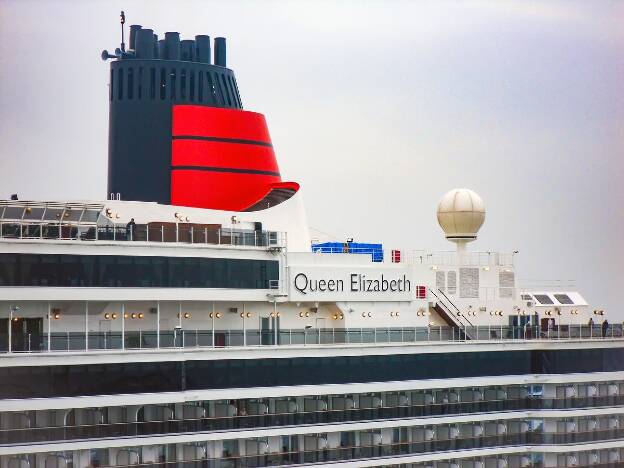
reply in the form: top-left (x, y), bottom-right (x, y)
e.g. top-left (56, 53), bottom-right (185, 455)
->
top-left (293, 273), bottom-right (411, 295)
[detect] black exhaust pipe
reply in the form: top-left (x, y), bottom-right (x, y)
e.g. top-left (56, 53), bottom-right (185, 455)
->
top-left (129, 24), bottom-right (142, 50)
top-left (180, 39), bottom-right (196, 61)
top-left (214, 37), bottom-right (226, 67)
top-left (195, 35), bottom-right (211, 64)
top-left (135, 28), bottom-right (154, 59)
top-left (164, 32), bottom-right (180, 60)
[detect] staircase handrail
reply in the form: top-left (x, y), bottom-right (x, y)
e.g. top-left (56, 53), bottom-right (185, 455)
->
top-left (428, 288), bottom-right (468, 332)
top-left (438, 288), bottom-right (474, 327)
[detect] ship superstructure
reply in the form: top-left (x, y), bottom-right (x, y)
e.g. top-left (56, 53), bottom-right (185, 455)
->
top-left (0, 17), bottom-right (622, 468)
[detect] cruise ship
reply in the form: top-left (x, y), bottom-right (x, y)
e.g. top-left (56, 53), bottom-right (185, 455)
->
top-left (0, 15), bottom-right (622, 468)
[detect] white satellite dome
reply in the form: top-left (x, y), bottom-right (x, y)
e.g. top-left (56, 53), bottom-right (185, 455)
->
top-left (437, 188), bottom-right (485, 243)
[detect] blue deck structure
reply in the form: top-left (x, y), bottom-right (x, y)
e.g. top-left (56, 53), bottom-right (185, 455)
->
top-left (312, 241), bottom-right (384, 262)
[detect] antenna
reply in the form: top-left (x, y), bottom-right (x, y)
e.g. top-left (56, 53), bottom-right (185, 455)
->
top-left (120, 11), bottom-right (126, 52)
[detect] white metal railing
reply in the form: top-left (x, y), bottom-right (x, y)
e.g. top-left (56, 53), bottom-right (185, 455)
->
top-left (519, 279), bottom-right (577, 291)
top-left (311, 248), bottom-right (516, 267)
top-left (2, 324), bottom-right (622, 354)
top-left (404, 250), bottom-right (515, 267)
top-left (432, 286), bottom-right (580, 304)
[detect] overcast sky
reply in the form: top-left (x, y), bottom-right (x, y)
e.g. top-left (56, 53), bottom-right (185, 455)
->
top-left (1, 0), bottom-right (622, 315)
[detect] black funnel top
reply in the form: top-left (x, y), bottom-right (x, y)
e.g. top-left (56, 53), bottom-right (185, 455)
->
top-left (105, 22), bottom-right (243, 205)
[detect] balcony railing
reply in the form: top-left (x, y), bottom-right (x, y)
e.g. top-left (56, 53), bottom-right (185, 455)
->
top-left (2, 324), bottom-right (623, 354)
top-left (1, 396), bottom-right (622, 446)
top-left (95, 461), bottom-right (618, 468)
top-left (85, 429), bottom-right (624, 468)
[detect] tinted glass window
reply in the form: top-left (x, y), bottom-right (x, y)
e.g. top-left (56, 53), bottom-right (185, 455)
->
top-left (1, 348), bottom-right (623, 399)
top-left (0, 253), bottom-right (16, 285)
top-left (23, 207), bottom-right (45, 220)
top-left (43, 208), bottom-right (64, 221)
top-left (2, 206), bottom-right (24, 219)
top-left (63, 208), bottom-right (83, 222)
top-left (81, 210), bottom-right (100, 223)
top-left (0, 254), bottom-right (278, 289)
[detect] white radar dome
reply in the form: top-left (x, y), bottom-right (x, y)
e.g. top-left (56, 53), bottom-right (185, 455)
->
top-left (437, 188), bottom-right (485, 242)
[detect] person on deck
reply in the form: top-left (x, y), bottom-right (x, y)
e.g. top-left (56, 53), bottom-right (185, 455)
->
top-left (126, 218), bottom-right (136, 240)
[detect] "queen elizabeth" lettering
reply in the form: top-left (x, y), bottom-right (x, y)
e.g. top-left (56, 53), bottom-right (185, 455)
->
top-left (293, 273), bottom-right (410, 295)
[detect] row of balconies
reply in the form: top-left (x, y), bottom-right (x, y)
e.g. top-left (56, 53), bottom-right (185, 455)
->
top-left (380, 448), bottom-right (623, 467)
top-left (2, 426), bottom-right (624, 468)
top-left (1, 383), bottom-right (623, 445)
